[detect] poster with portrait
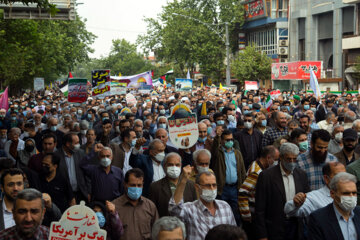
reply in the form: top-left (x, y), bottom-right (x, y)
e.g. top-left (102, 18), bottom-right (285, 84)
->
top-left (167, 103), bottom-right (199, 149)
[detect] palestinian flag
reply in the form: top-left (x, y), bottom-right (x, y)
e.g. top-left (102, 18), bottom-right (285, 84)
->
top-left (265, 95), bottom-right (273, 112)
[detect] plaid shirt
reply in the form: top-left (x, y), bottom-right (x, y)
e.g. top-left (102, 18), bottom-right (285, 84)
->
top-left (169, 197), bottom-right (236, 240)
top-left (262, 127), bottom-right (288, 147)
top-left (297, 151), bottom-right (338, 191)
top-left (0, 225), bottom-right (49, 240)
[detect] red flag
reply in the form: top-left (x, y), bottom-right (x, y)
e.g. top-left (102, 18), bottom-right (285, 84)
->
top-left (151, 70), bottom-right (154, 77)
top-left (68, 72), bottom-right (73, 78)
top-left (0, 87), bottom-right (9, 111)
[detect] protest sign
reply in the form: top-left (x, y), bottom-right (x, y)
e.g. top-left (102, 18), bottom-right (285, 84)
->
top-left (270, 89), bottom-right (281, 99)
top-left (49, 201), bottom-right (106, 240)
top-left (167, 103), bottom-right (199, 149)
top-left (68, 78), bottom-right (88, 103)
top-left (92, 70), bottom-right (111, 98)
top-left (110, 80), bottom-right (127, 95)
top-left (111, 71), bottom-right (153, 89)
top-left (245, 81), bottom-right (259, 90)
top-left (34, 77), bottom-right (45, 91)
top-left (175, 79), bottom-right (193, 92)
top-left (126, 93), bottom-right (137, 106)
top-left (138, 84), bottom-right (152, 94)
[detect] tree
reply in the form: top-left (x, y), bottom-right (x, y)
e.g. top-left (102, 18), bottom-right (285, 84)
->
top-left (231, 45), bottom-right (272, 83)
top-left (137, 0), bottom-right (244, 82)
top-left (0, 16), bottom-right (95, 92)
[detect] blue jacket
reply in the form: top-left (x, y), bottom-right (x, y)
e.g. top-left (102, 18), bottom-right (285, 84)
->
top-left (308, 203), bottom-right (360, 240)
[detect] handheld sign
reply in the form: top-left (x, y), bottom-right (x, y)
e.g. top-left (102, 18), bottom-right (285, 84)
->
top-left (49, 201), bottom-right (107, 240)
top-left (167, 103), bottom-right (199, 149)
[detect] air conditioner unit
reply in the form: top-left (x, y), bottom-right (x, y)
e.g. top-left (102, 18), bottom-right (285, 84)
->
top-left (278, 47), bottom-right (288, 55)
top-left (279, 39), bottom-right (289, 47)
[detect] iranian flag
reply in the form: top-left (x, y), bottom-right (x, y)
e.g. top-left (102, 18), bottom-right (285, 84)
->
top-left (265, 95), bottom-right (273, 112)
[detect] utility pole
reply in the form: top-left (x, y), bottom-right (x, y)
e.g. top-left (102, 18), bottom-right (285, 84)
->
top-left (225, 22), bottom-right (230, 86)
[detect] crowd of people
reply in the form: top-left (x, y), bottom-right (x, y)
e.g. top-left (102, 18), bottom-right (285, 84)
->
top-left (0, 86), bottom-right (360, 240)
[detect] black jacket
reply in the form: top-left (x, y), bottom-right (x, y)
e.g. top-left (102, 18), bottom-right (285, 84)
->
top-left (308, 203), bottom-right (360, 240)
top-left (255, 164), bottom-right (310, 240)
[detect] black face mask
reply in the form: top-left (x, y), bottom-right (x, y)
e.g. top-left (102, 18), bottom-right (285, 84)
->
top-left (25, 145), bottom-right (35, 152)
top-left (41, 166), bottom-right (51, 176)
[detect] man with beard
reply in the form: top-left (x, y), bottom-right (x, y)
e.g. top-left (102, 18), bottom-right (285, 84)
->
top-left (334, 129), bottom-right (360, 166)
top-left (0, 188), bottom-right (50, 239)
top-left (297, 129), bottom-right (338, 190)
top-left (0, 168), bottom-right (61, 230)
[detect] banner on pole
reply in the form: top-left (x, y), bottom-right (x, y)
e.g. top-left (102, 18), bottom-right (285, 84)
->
top-left (92, 69), bottom-right (111, 98)
top-left (34, 77), bottom-right (45, 91)
top-left (167, 103), bottom-right (199, 149)
top-left (68, 78), bottom-right (88, 103)
top-left (175, 79), bottom-right (193, 92)
top-left (110, 71), bottom-right (153, 89)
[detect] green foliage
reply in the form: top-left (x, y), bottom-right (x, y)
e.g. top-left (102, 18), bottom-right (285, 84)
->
top-left (137, 0), bottom-right (244, 82)
top-left (0, 16), bottom-right (95, 92)
top-left (231, 45), bottom-right (272, 83)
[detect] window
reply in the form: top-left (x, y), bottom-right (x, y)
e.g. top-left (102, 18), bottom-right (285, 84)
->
top-left (248, 28), bottom-right (278, 55)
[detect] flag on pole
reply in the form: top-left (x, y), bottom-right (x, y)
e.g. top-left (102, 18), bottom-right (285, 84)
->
top-left (265, 95), bottom-right (273, 112)
top-left (201, 81), bottom-right (203, 88)
top-left (310, 67), bottom-right (321, 98)
top-left (0, 87), bottom-right (9, 111)
top-left (201, 102), bottom-right (207, 116)
top-left (186, 69), bottom-right (190, 79)
top-left (219, 83), bottom-right (223, 90)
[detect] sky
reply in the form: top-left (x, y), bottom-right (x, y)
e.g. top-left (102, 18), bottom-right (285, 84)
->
top-left (76, 0), bottom-right (167, 58)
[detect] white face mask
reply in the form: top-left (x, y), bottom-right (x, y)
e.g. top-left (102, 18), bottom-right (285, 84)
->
top-left (73, 144), bottom-right (81, 150)
top-left (100, 157), bottom-right (111, 167)
top-left (166, 166), bottom-right (181, 179)
top-left (200, 188), bottom-right (217, 202)
top-left (244, 121), bottom-right (253, 129)
top-left (338, 195), bottom-right (357, 212)
top-left (80, 130), bottom-right (87, 135)
top-left (335, 132), bottom-right (343, 142)
top-left (154, 152), bottom-right (165, 162)
top-left (197, 166), bottom-right (209, 174)
top-left (227, 115), bottom-right (235, 122)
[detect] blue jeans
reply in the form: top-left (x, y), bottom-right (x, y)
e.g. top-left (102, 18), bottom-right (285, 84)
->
top-left (218, 184), bottom-right (242, 226)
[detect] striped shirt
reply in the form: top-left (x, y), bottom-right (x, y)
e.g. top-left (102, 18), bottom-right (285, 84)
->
top-left (169, 197), bottom-right (236, 240)
top-left (239, 161), bottom-right (263, 219)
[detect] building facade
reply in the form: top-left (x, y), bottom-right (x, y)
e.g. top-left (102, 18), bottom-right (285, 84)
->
top-left (289, 0), bottom-right (360, 89)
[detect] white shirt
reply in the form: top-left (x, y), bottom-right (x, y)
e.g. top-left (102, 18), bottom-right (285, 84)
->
top-left (284, 186), bottom-right (332, 219)
top-left (280, 163), bottom-right (296, 202)
top-left (122, 149), bottom-right (133, 176)
top-left (3, 200), bottom-right (15, 229)
top-left (195, 142), bottom-right (205, 150)
top-left (152, 160), bottom-right (165, 182)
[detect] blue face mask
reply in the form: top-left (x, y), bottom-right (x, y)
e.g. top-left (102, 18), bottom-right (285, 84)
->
top-left (248, 104), bottom-right (253, 109)
top-left (198, 137), bottom-right (207, 143)
top-left (102, 117), bottom-right (109, 122)
top-left (158, 123), bottom-right (167, 129)
top-left (286, 106), bottom-right (290, 112)
top-left (131, 139), bottom-right (137, 147)
top-left (224, 140), bottom-right (234, 149)
top-left (243, 110), bottom-right (250, 115)
top-left (88, 113), bottom-right (92, 119)
top-left (207, 127), bottom-right (212, 135)
top-left (304, 105), bottom-right (310, 110)
top-left (217, 120), bottom-right (224, 125)
top-left (127, 187), bottom-right (142, 200)
top-left (96, 212), bottom-right (106, 228)
top-left (261, 120), bottom-right (267, 127)
top-left (11, 117), bottom-right (17, 121)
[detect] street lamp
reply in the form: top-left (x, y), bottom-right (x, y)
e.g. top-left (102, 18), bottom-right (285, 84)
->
top-left (172, 13), bottom-right (231, 86)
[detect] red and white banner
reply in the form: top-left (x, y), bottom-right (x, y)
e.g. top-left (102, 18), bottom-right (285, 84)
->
top-left (245, 81), bottom-right (258, 90)
top-left (271, 61), bottom-right (322, 80)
